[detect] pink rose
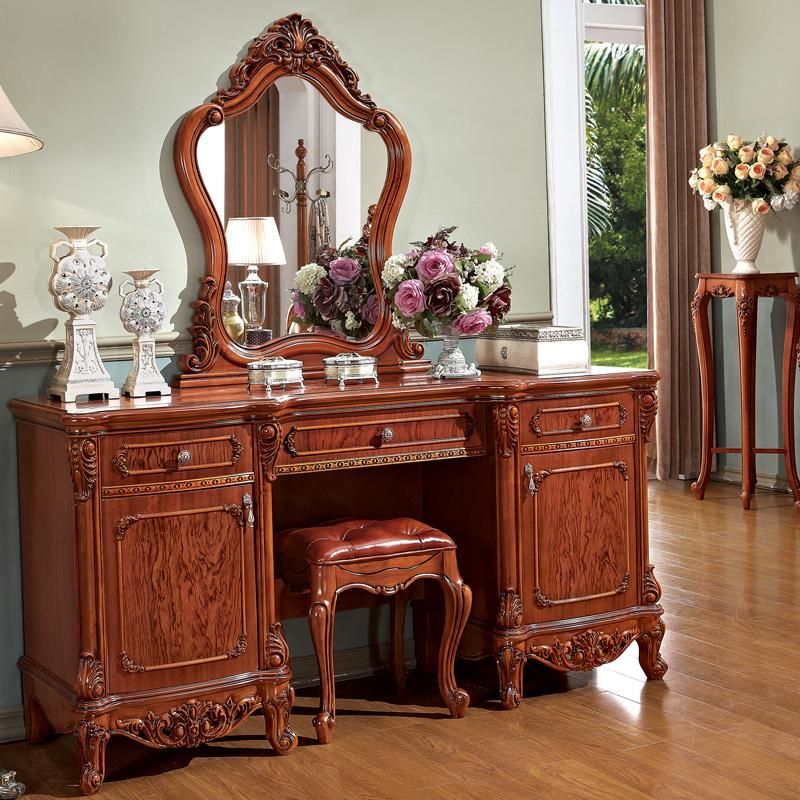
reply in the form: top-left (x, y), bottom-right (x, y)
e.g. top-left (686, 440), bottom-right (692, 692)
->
top-left (453, 308), bottom-right (492, 335)
top-left (329, 257), bottom-right (361, 285)
top-left (394, 279), bottom-right (426, 317)
top-left (415, 248), bottom-right (455, 281)
top-left (361, 293), bottom-right (380, 325)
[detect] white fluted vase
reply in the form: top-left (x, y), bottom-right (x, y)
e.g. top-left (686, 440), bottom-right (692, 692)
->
top-left (724, 203), bottom-right (766, 275)
top-left (119, 269), bottom-right (171, 397)
top-left (48, 226), bottom-right (119, 402)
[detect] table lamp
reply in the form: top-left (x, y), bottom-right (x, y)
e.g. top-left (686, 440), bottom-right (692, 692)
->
top-left (225, 216), bottom-right (286, 346)
top-left (1, 81), bottom-right (41, 800)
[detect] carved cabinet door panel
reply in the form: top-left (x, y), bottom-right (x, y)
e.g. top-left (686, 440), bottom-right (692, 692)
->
top-left (102, 485), bottom-right (258, 692)
top-left (520, 444), bottom-right (637, 624)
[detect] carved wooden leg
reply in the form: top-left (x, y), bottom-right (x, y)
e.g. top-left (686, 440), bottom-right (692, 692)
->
top-left (691, 288), bottom-right (713, 500)
top-left (308, 567), bottom-right (337, 744)
top-left (437, 553), bottom-right (471, 719)
top-left (737, 288), bottom-right (757, 509)
top-left (390, 591), bottom-right (407, 695)
top-left (261, 685), bottom-right (297, 755)
top-left (781, 290), bottom-right (800, 509)
top-left (496, 644), bottom-right (526, 710)
top-left (76, 720), bottom-right (110, 796)
top-left (637, 619), bottom-right (668, 680)
top-left (23, 680), bottom-right (52, 745)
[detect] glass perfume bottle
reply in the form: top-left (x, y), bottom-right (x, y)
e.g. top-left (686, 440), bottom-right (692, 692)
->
top-left (222, 280), bottom-right (246, 342)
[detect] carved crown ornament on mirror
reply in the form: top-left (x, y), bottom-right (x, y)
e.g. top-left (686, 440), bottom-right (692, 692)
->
top-left (174, 13), bottom-right (425, 389)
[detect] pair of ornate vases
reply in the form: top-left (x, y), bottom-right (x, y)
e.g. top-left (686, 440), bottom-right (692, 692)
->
top-left (48, 226), bottom-right (170, 401)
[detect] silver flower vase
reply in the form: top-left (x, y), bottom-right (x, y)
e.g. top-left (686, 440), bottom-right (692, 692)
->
top-left (48, 226), bottom-right (119, 402)
top-left (119, 269), bottom-right (171, 397)
top-left (431, 326), bottom-right (481, 379)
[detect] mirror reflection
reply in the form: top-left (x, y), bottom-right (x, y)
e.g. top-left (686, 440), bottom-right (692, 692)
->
top-left (197, 75), bottom-right (388, 346)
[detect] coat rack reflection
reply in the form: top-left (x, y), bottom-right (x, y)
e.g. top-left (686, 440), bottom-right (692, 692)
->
top-left (267, 138), bottom-right (333, 266)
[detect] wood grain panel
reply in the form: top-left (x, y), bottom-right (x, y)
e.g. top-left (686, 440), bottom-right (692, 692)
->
top-left (521, 444), bottom-right (636, 624)
top-left (522, 392), bottom-right (633, 444)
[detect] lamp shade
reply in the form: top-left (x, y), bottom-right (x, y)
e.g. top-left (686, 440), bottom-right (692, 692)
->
top-left (0, 85), bottom-right (43, 157)
top-left (225, 217), bottom-right (286, 266)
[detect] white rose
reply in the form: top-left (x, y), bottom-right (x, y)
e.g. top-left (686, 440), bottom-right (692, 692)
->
top-left (727, 134), bottom-right (743, 150)
top-left (456, 283), bottom-right (479, 312)
top-left (703, 197), bottom-right (717, 210)
top-left (765, 135), bottom-right (780, 150)
top-left (738, 146), bottom-right (755, 164)
top-left (711, 157), bottom-right (729, 176)
top-left (777, 147), bottom-right (793, 165)
top-left (294, 263), bottom-right (326, 295)
top-left (473, 258), bottom-right (504, 293)
top-left (689, 172), bottom-right (699, 189)
top-left (712, 185), bottom-right (731, 204)
top-left (698, 166), bottom-right (713, 180)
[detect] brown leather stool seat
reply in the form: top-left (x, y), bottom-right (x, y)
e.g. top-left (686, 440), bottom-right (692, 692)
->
top-left (276, 517), bottom-right (472, 743)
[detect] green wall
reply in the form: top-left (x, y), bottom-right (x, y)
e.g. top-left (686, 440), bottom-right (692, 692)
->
top-left (0, 1), bottom-right (548, 711)
top-left (706, 0), bottom-right (800, 483)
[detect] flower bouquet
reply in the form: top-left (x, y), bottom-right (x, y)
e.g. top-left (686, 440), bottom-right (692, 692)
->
top-left (290, 238), bottom-right (380, 339)
top-left (689, 134), bottom-right (800, 274)
top-left (381, 226), bottom-right (512, 378)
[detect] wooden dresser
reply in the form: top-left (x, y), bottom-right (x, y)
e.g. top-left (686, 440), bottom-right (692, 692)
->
top-left (11, 368), bottom-right (665, 793)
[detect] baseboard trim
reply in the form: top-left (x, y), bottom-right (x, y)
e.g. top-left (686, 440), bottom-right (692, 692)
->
top-left (713, 467), bottom-right (791, 494)
top-left (0, 705), bottom-right (24, 744)
top-left (0, 641), bottom-right (414, 743)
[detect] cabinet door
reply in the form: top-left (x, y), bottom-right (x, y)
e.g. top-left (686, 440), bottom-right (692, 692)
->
top-left (521, 444), bottom-right (637, 624)
top-left (103, 485), bottom-right (258, 692)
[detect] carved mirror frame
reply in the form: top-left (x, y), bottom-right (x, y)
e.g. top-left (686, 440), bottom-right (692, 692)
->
top-left (174, 14), bottom-right (424, 388)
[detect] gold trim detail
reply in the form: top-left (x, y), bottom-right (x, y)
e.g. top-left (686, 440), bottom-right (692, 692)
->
top-left (276, 447), bottom-right (485, 474)
top-left (522, 434), bottom-right (636, 454)
top-left (102, 472), bottom-right (255, 498)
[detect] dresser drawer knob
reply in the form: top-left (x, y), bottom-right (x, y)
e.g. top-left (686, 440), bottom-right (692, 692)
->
top-left (177, 449), bottom-right (192, 466)
top-left (579, 413), bottom-right (593, 429)
top-left (380, 427), bottom-right (394, 443)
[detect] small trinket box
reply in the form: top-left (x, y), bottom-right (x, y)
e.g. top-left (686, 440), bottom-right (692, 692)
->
top-left (322, 352), bottom-right (379, 389)
top-left (247, 356), bottom-right (304, 393)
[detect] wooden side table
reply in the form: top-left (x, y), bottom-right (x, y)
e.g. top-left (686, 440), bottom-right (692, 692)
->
top-left (691, 272), bottom-right (800, 510)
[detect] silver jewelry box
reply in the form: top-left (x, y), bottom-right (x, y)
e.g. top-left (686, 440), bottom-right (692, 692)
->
top-left (476, 324), bottom-right (589, 374)
top-left (248, 356), bottom-right (305, 393)
top-left (323, 352), bottom-right (379, 388)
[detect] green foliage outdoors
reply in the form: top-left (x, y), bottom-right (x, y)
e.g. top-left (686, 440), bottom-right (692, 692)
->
top-left (585, 42), bottom-right (647, 330)
top-left (591, 347), bottom-right (648, 369)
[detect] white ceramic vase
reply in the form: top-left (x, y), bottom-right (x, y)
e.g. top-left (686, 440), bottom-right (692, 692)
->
top-left (724, 203), bottom-right (766, 275)
top-left (119, 269), bottom-right (171, 397)
top-left (48, 226), bottom-right (119, 402)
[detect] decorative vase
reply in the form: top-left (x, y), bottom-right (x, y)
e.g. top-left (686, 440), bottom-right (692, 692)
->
top-left (221, 280), bottom-right (245, 342)
top-left (48, 226), bottom-right (119, 402)
top-left (118, 269), bottom-right (171, 397)
top-left (431, 326), bottom-right (481, 379)
top-left (724, 203), bottom-right (765, 274)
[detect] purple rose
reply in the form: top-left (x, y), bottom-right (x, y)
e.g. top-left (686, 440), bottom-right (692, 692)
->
top-left (424, 273), bottom-right (461, 316)
top-left (291, 298), bottom-right (307, 320)
top-left (312, 276), bottom-right (348, 320)
top-left (415, 248), bottom-right (455, 281)
top-left (329, 257), bottom-right (361, 285)
top-left (394, 279), bottom-right (426, 317)
top-left (485, 285), bottom-right (512, 321)
top-left (453, 308), bottom-right (493, 335)
top-left (362, 293), bottom-right (380, 325)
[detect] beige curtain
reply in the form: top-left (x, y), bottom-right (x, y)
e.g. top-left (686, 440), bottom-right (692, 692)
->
top-left (646, 0), bottom-right (710, 479)
top-left (225, 86), bottom-right (283, 332)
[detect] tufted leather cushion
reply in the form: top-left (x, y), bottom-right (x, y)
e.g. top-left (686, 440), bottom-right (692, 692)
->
top-left (276, 517), bottom-right (455, 568)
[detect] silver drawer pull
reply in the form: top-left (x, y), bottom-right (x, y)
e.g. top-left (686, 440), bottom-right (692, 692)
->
top-left (579, 413), bottom-right (593, 429)
top-left (177, 449), bottom-right (192, 466)
top-left (524, 463), bottom-right (535, 495)
top-left (243, 493), bottom-right (255, 527)
top-left (380, 427), bottom-right (394, 443)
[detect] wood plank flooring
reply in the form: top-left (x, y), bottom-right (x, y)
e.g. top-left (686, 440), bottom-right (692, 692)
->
top-left (3, 480), bottom-right (799, 799)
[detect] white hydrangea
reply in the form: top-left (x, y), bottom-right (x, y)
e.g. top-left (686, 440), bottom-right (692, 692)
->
top-left (381, 254), bottom-right (411, 288)
top-left (344, 311), bottom-right (360, 331)
top-left (295, 263), bottom-right (326, 295)
top-left (456, 283), bottom-right (479, 312)
top-left (480, 242), bottom-right (499, 259)
top-left (473, 258), bottom-right (505, 293)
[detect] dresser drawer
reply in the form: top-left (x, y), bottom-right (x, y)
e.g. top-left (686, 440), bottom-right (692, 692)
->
top-left (521, 393), bottom-right (633, 444)
top-left (274, 404), bottom-right (484, 474)
top-left (102, 424), bottom-right (253, 486)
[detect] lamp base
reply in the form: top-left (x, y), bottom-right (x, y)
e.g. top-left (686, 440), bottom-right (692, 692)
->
top-left (121, 335), bottom-right (172, 397)
top-left (48, 317), bottom-right (119, 403)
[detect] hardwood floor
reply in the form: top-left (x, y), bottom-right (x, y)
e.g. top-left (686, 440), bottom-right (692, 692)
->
top-left (3, 480), bottom-right (799, 799)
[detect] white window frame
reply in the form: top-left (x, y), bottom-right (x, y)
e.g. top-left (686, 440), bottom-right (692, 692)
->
top-left (542, 0), bottom-right (644, 334)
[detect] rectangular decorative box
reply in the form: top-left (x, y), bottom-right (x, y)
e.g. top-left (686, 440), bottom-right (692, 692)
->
top-left (476, 324), bottom-right (589, 375)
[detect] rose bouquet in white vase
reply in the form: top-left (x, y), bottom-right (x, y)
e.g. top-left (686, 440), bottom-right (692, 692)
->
top-left (689, 134), bottom-right (800, 274)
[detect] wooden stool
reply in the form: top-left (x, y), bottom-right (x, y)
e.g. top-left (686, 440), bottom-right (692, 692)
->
top-left (276, 517), bottom-right (472, 743)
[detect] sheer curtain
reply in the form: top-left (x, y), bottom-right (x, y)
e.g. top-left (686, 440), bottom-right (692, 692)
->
top-left (646, 0), bottom-right (710, 479)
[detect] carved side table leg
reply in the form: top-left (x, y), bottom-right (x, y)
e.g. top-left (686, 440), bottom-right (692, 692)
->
top-left (637, 619), bottom-right (668, 680)
top-left (691, 287), bottom-right (714, 500)
top-left (737, 287), bottom-right (757, 509)
top-left (437, 570), bottom-right (471, 719)
top-left (76, 721), bottom-right (110, 796)
top-left (782, 289), bottom-right (800, 509)
top-left (308, 589), bottom-right (337, 744)
top-left (390, 592), bottom-right (407, 695)
top-left (496, 643), bottom-right (526, 710)
top-left (261, 685), bottom-right (297, 755)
